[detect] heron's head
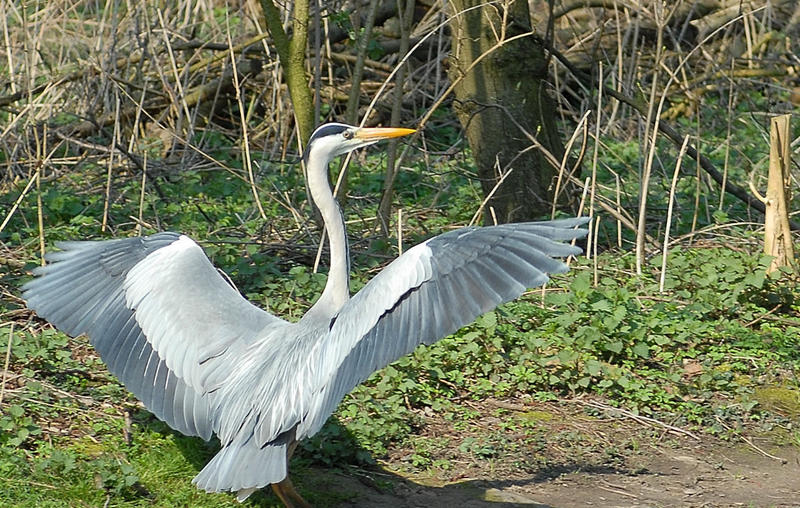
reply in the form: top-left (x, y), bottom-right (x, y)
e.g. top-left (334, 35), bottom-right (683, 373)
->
top-left (303, 122), bottom-right (416, 165)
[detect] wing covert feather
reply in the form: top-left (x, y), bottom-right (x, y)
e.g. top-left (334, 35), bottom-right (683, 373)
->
top-left (118, 235), bottom-right (285, 391)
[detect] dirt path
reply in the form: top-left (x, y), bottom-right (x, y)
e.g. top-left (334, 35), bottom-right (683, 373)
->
top-left (318, 443), bottom-right (799, 507)
top-left (304, 401), bottom-right (800, 507)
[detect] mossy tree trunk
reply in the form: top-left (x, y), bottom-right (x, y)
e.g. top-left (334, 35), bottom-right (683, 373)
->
top-left (448, 0), bottom-right (568, 224)
top-left (260, 0), bottom-right (314, 146)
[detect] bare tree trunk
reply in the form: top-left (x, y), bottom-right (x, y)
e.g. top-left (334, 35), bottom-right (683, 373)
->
top-left (449, 0), bottom-right (569, 224)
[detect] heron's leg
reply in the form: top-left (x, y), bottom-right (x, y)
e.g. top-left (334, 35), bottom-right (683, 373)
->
top-left (270, 440), bottom-right (310, 508)
top-left (271, 476), bottom-right (310, 508)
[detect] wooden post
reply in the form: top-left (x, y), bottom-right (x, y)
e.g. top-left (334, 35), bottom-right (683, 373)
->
top-left (764, 114), bottom-right (794, 273)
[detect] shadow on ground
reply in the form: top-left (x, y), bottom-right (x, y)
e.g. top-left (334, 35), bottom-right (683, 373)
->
top-left (302, 463), bottom-right (646, 508)
top-left (299, 445), bottom-right (800, 507)
top-left (140, 408), bottom-right (800, 507)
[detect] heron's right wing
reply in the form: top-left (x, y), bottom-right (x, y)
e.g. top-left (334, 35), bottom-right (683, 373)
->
top-left (298, 218), bottom-right (588, 437)
top-left (23, 233), bottom-right (286, 438)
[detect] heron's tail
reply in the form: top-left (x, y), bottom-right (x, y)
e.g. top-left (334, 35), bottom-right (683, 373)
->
top-left (193, 436), bottom-right (289, 502)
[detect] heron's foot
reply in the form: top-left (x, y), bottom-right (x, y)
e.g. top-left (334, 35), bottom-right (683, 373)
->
top-left (271, 476), bottom-right (310, 508)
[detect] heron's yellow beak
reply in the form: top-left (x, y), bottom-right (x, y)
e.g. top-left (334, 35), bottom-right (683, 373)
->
top-left (355, 127), bottom-right (416, 141)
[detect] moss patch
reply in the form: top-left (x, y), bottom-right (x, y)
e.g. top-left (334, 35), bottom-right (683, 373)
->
top-left (754, 386), bottom-right (800, 419)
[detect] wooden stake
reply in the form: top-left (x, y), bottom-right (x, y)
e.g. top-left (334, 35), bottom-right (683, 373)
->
top-left (764, 114), bottom-right (794, 273)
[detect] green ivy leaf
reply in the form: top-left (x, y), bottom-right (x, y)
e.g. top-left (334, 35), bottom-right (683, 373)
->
top-left (585, 359), bottom-right (602, 376)
top-left (632, 342), bottom-right (650, 358)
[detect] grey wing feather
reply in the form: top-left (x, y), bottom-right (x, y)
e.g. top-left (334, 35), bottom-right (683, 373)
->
top-left (23, 234), bottom-right (211, 438)
top-left (301, 218), bottom-right (588, 436)
top-left (23, 232), bottom-right (283, 439)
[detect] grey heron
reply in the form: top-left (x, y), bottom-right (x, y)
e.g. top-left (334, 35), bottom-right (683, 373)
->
top-left (23, 122), bottom-right (588, 506)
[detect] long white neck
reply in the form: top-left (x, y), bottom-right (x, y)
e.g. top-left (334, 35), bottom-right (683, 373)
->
top-left (304, 151), bottom-right (350, 320)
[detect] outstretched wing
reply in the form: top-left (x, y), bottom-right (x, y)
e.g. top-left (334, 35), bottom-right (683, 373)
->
top-left (23, 233), bottom-right (287, 438)
top-left (300, 218), bottom-right (588, 436)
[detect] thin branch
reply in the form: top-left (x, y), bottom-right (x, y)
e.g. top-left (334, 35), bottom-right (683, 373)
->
top-left (538, 33), bottom-right (800, 230)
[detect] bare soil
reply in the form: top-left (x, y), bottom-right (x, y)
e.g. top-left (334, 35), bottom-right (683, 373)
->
top-left (306, 400), bottom-right (800, 507)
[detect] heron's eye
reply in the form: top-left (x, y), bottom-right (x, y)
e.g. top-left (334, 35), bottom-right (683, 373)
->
top-left (343, 130), bottom-right (354, 140)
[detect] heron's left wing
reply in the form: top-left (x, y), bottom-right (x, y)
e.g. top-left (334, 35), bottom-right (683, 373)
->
top-left (299, 218), bottom-right (588, 436)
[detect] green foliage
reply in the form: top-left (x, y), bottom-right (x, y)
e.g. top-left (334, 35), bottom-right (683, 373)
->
top-left (332, 244), bottom-right (799, 458)
top-left (258, 266), bottom-right (328, 320)
top-left (332, 367), bottom-right (422, 457)
top-left (0, 405), bottom-right (42, 448)
top-left (90, 456), bottom-right (141, 499)
top-left (299, 418), bottom-right (374, 468)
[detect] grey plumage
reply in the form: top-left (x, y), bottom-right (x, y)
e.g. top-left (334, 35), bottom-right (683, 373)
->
top-left (24, 234), bottom-right (214, 440)
top-left (23, 123), bottom-right (588, 502)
